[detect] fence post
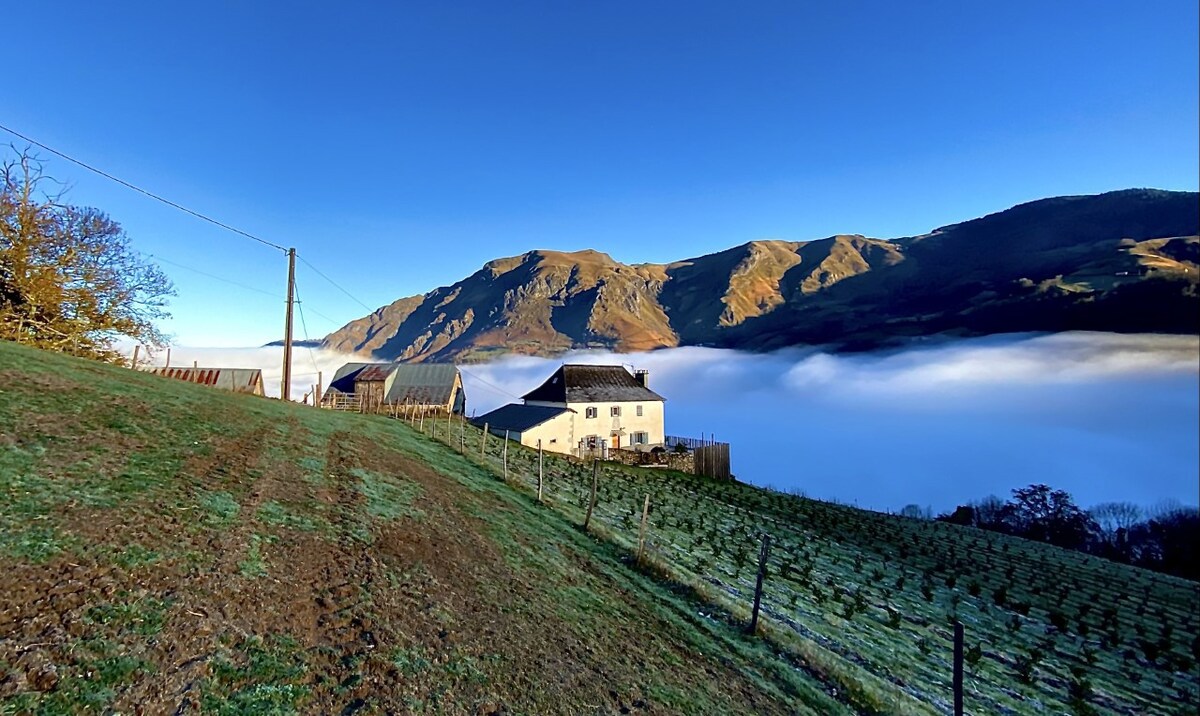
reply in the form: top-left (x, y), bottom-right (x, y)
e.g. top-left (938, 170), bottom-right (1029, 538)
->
top-left (502, 430), bottom-right (509, 482)
top-left (419, 409), bottom-right (425, 432)
top-left (131, 345), bottom-right (140, 369)
top-left (748, 533), bottom-right (772, 634)
top-left (459, 413), bottom-right (465, 453)
top-left (446, 409), bottom-right (452, 445)
top-left (481, 423), bottom-right (488, 458)
top-left (954, 621), bottom-right (964, 716)
top-left (584, 460), bottom-right (599, 531)
top-left (537, 439), bottom-right (544, 502)
top-left (637, 494), bottom-right (650, 565)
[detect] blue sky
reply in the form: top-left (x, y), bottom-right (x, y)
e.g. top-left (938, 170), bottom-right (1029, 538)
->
top-left (3, 1), bottom-right (1197, 346)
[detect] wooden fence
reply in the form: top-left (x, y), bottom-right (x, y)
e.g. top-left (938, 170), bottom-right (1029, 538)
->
top-left (694, 443), bottom-right (731, 480)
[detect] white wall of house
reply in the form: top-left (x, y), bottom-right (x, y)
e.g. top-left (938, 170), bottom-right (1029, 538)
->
top-left (520, 412), bottom-right (576, 453)
top-left (488, 411), bottom-right (576, 454)
top-left (528, 399), bottom-right (664, 451)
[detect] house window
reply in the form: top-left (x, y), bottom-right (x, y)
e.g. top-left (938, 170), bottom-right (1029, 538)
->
top-left (636, 405), bottom-right (643, 417)
top-left (633, 431), bottom-right (649, 444)
top-left (586, 407), bottom-right (597, 419)
top-left (611, 406), bottom-right (621, 417)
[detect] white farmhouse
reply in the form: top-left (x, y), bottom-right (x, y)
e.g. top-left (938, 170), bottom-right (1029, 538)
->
top-left (473, 364), bottom-right (665, 457)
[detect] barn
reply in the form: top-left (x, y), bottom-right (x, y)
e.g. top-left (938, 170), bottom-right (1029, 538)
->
top-left (321, 362), bottom-right (465, 414)
top-left (142, 366), bottom-right (265, 396)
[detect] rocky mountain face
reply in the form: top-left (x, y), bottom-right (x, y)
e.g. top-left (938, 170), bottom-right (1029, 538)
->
top-left (321, 189), bottom-right (1199, 361)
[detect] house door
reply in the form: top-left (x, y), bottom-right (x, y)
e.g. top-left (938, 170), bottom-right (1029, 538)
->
top-left (611, 433), bottom-right (621, 449)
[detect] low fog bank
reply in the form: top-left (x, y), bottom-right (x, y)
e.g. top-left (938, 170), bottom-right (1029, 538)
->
top-left (153, 333), bottom-right (1198, 514)
top-left (462, 332), bottom-right (1200, 514)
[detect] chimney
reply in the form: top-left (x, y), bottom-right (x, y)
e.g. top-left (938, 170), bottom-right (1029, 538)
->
top-left (634, 369), bottom-right (648, 387)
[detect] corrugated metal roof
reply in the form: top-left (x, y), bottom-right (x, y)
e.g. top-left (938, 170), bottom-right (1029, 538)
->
top-left (323, 362), bottom-right (463, 406)
top-left (521, 364), bottom-right (664, 404)
top-left (472, 404), bottom-right (573, 433)
top-left (356, 365), bottom-right (393, 382)
top-left (143, 367), bottom-right (264, 394)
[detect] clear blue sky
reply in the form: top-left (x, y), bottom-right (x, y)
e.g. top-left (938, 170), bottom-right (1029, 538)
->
top-left (3, 1), bottom-right (1197, 346)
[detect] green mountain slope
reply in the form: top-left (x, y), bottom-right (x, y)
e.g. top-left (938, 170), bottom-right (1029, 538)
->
top-left (318, 189), bottom-right (1199, 361)
top-left (2, 340), bottom-right (1197, 714)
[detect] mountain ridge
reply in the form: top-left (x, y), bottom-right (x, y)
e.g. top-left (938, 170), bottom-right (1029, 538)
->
top-left (319, 189), bottom-right (1199, 361)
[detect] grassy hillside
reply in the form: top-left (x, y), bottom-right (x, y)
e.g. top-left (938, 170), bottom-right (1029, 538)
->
top-left (0, 340), bottom-right (837, 715)
top-left (456, 427), bottom-right (1199, 714)
top-left (2, 340), bottom-right (1197, 715)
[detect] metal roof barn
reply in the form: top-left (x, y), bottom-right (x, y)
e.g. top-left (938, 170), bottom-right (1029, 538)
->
top-left (323, 362), bottom-right (465, 413)
top-left (142, 367), bottom-right (265, 396)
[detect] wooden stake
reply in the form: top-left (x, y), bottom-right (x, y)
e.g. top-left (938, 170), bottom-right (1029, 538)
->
top-left (502, 430), bottom-right (509, 481)
top-left (316, 370), bottom-right (323, 408)
top-left (748, 533), bottom-right (772, 634)
top-left (954, 621), bottom-right (964, 716)
top-left (481, 423), bottom-right (488, 458)
top-left (537, 439), bottom-right (544, 502)
top-left (131, 345), bottom-right (140, 369)
top-left (637, 494), bottom-right (650, 565)
top-left (164, 347), bottom-right (171, 368)
top-left (459, 413), bottom-right (465, 453)
top-left (584, 460), bottom-right (599, 531)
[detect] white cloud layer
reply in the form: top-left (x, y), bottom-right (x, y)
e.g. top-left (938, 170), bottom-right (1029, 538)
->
top-left (156, 332), bottom-right (1199, 513)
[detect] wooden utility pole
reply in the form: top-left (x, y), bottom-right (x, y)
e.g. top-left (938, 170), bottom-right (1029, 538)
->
top-left (637, 494), bottom-right (650, 565)
top-left (281, 247), bottom-right (296, 401)
top-left (537, 440), bottom-right (544, 502)
top-left (584, 460), bottom-right (599, 531)
top-left (748, 533), bottom-right (772, 634)
top-left (953, 621), bottom-right (964, 716)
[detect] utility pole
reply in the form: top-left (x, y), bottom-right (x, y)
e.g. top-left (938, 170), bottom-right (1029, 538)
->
top-left (282, 247), bottom-right (296, 401)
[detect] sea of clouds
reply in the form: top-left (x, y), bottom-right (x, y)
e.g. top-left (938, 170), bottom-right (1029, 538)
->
top-left (149, 332), bottom-right (1199, 513)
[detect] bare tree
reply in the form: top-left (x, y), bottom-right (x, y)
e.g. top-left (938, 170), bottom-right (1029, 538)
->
top-left (1090, 501), bottom-right (1143, 539)
top-left (1, 148), bottom-right (173, 359)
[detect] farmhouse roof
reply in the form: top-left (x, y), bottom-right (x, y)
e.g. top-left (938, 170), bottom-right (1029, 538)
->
top-left (521, 364), bottom-right (664, 404)
top-left (327, 362), bottom-right (462, 405)
top-left (143, 366), bottom-right (263, 394)
top-left (472, 403), bottom-right (573, 433)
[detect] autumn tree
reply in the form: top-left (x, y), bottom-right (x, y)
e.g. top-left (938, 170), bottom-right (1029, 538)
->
top-left (0, 148), bottom-right (173, 360)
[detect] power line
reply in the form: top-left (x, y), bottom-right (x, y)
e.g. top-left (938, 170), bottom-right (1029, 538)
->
top-left (457, 367), bottom-right (525, 402)
top-left (138, 251), bottom-right (283, 299)
top-left (0, 122), bottom-right (288, 253)
top-left (298, 254), bottom-right (376, 312)
top-left (292, 280), bottom-right (322, 379)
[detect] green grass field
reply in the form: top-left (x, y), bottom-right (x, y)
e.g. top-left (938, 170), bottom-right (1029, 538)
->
top-left (1, 339), bottom-right (1196, 714)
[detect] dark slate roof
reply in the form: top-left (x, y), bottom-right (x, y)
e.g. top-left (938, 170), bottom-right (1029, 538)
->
top-left (325, 362), bottom-right (461, 405)
top-left (521, 364), bottom-right (664, 403)
top-left (471, 403), bottom-right (573, 433)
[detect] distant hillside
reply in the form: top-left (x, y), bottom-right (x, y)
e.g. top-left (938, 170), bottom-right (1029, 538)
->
top-left (320, 189), bottom-right (1199, 361)
top-left (3, 339), bottom-right (1196, 714)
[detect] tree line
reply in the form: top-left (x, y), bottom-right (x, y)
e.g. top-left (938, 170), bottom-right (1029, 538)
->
top-left (910, 484), bottom-right (1199, 581)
